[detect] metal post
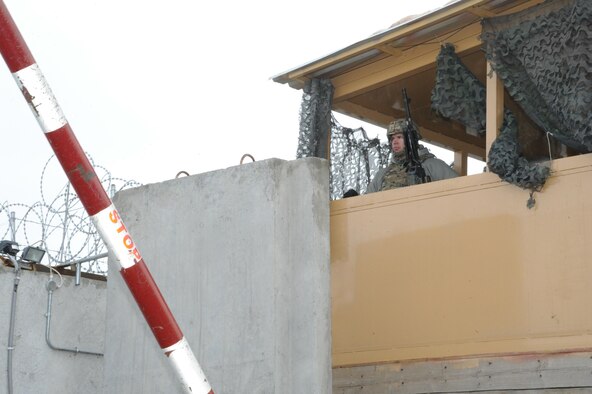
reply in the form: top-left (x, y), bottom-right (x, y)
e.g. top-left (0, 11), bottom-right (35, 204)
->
top-left (52, 252), bottom-right (110, 285)
top-left (0, 3), bottom-right (213, 393)
top-left (9, 211), bottom-right (15, 241)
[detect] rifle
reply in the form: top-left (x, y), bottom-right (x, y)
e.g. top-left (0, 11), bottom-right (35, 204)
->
top-left (402, 88), bottom-right (430, 184)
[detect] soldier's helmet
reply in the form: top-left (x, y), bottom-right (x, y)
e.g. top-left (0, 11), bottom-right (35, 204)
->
top-left (386, 119), bottom-right (406, 139)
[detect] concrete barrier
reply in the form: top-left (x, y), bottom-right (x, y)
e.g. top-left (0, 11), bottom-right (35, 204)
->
top-left (105, 158), bottom-right (331, 393)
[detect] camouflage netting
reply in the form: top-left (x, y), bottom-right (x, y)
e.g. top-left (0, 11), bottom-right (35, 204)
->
top-left (431, 43), bottom-right (551, 191)
top-left (482, 0), bottom-right (592, 152)
top-left (296, 78), bottom-right (334, 159)
top-left (431, 43), bottom-right (487, 135)
top-left (296, 78), bottom-right (391, 199)
top-left (488, 111), bottom-right (551, 191)
top-left (329, 118), bottom-right (390, 200)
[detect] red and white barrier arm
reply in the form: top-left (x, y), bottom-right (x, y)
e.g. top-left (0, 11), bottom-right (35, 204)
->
top-left (0, 2), bottom-right (213, 393)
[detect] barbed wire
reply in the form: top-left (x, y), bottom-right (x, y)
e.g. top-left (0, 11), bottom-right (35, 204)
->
top-left (0, 154), bottom-right (141, 275)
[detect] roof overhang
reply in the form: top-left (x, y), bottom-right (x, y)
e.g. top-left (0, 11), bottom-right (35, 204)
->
top-left (273, 0), bottom-right (546, 161)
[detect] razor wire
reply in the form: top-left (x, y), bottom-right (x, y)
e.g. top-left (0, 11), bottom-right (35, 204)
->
top-left (0, 154), bottom-right (141, 275)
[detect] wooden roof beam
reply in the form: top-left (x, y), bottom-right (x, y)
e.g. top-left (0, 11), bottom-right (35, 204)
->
top-left (378, 44), bottom-right (403, 57)
top-left (332, 101), bottom-right (391, 128)
top-left (420, 126), bottom-right (485, 161)
top-left (497, 0), bottom-right (546, 16)
top-left (276, 0), bottom-right (490, 83)
top-left (331, 22), bottom-right (482, 102)
top-left (467, 6), bottom-right (496, 18)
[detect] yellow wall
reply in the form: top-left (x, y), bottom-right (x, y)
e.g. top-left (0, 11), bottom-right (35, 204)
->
top-left (330, 154), bottom-right (592, 367)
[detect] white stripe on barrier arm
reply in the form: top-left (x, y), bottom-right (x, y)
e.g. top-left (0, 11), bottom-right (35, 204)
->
top-left (13, 63), bottom-right (67, 133)
top-left (91, 205), bottom-right (142, 269)
top-left (164, 337), bottom-right (212, 393)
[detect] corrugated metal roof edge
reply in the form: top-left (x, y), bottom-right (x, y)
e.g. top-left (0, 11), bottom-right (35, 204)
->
top-left (270, 0), bottom-right (463, 84)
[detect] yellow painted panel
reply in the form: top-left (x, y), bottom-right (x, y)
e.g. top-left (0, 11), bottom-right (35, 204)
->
top-left (330, 154), bottom-right (592, 367)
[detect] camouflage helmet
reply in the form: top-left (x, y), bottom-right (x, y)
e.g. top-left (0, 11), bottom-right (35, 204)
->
top-left (386, 119), bottom-right (406, 138)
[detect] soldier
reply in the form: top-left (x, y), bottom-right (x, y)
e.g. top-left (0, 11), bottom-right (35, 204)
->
top-left (367, 119), bottom-right (458, 193)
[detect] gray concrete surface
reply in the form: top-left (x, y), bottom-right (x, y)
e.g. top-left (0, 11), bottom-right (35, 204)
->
top-left (105, 158), bottom-right (332, 394)
top-left (0, 264), bottom-right (106, 394)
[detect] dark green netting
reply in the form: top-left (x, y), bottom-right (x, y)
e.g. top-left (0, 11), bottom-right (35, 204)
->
top-left (482, 0), bottom-right (592, 152)
top-left (296, 78), bottom-right (334, 159)
top-left (431, 43), bottom-right (487, 135)
top-left (488, 111), bottom-right (551, 191)
top-left (431, 43), bottom-right (551, 191)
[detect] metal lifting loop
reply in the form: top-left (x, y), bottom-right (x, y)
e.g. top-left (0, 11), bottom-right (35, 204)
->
top-left (240, 154), bottom-right (255, 164)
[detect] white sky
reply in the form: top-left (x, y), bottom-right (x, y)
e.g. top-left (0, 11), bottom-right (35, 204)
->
top-left (0, 0), bottom-right (458, 207)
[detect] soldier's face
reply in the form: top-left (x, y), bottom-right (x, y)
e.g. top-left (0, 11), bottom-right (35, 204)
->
top-left (390, 133), bottom-right (405, 153)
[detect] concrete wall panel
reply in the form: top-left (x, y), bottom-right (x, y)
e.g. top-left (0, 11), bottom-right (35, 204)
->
top-left (0, 265), bottom-right (105, 394)
top-left (105, 158), bottom-right (331, 393)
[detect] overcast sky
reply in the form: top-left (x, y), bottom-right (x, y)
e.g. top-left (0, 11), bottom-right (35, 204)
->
top-left (1, 0), bottom-right (453, 207)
